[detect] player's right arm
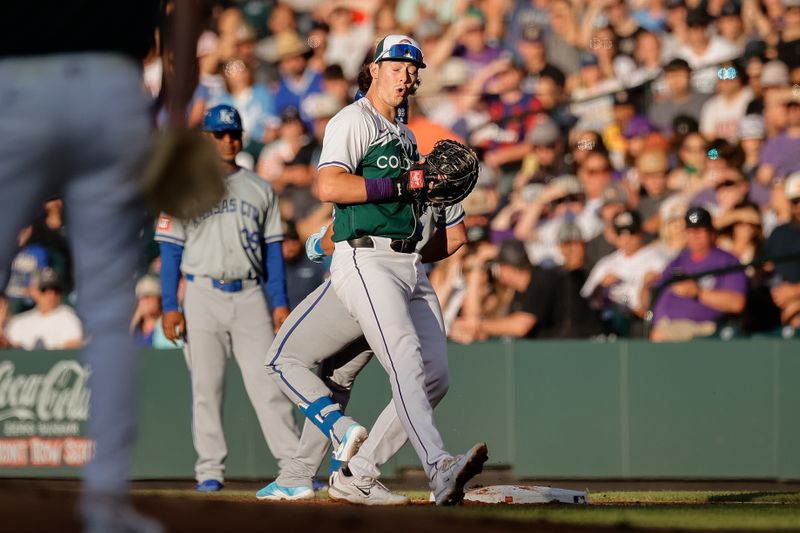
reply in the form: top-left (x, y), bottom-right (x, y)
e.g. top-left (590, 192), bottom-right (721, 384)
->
top-left (154, 215), bottom-right (186, 344)
top-left (315, 105), bottom-right (426, 205)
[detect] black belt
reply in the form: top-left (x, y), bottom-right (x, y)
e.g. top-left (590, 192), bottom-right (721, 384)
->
top-left (347, 236), bottom-right (416, 254)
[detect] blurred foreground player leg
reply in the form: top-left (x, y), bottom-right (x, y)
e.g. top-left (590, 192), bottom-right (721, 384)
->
top-left (0, 3), bottom-right (162, 533)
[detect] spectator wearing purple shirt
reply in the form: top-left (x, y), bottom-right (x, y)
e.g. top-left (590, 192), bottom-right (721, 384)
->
top-left (757, 100), bottom-right (800, 184)
top-left (650, 206), bottom-right (747, 341)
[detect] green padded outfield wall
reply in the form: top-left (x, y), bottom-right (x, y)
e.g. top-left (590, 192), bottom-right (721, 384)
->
top-left (0, 340), bottom-right (798, 480)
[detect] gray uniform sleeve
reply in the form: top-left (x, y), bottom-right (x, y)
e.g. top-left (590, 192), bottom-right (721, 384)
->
top-left (262, 183), bottom-right (283, 244)
top-left (153, 214), bottom-right (186, 246)
top-left (317, 105), bottom-right (373, 174)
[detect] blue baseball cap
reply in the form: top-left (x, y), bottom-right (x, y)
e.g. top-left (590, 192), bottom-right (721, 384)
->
top-left (373, 34), bottom-right (426, 68)
top-left (202, 104), bottom-right (243, 132)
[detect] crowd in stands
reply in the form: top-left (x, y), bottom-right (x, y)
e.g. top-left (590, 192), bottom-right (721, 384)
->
top-left (3, 0), bottom-right (800, 349)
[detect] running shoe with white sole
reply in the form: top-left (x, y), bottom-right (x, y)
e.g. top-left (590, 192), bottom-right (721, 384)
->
top-left (328, 470), bottom-right (409, 506)
top-left (432, 442), bottom-right (488, 506)
top-left (255, 481), bottom-right (314, 501)
top-left (332, 424), bottom-right (368, 464)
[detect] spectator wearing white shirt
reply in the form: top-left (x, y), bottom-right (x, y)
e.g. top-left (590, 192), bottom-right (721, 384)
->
top-left (4, 268), bottom-right (82, 350)
top-left (581, 210), bottom-right (669, 336)
top-left (678, 7), bottom-right (739, 94)
top-left (699, 62), bottom-right (753, 141)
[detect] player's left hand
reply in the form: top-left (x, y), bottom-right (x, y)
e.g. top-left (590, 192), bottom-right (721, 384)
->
top-left (273, 306), bottom-right (290, 333)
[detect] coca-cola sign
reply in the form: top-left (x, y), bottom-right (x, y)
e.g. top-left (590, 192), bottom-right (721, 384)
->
top-left (0, 359), bottom-right (94, 468)
top-left (0, 360), bottom-right (90, 426)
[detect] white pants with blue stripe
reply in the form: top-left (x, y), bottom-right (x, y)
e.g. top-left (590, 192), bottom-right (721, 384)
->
top-left (330, 238), bottom-right (452, 483)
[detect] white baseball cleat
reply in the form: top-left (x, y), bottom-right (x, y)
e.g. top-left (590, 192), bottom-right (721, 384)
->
top-left (328, 470), bottom-right (409, 506)
top-left (432, 442), bottom-right (489, 506)
top-left (333, 423), bottom-right (368, 464)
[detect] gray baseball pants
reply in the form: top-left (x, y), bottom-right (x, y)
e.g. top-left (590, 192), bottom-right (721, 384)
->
top-left (267, 238), bottom-right (452, 485)
top-left (0, 54), bottom-right (152, 497)
top-left (183, 280), bottom-right (300, 483)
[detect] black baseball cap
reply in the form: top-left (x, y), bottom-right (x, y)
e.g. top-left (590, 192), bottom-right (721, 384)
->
top-left (495, 239), bottom-right (533, 269)
top-left (719, 1), bottom-right (741, 17)
top-left (612, 209), bottom-right (642, 234)
top-left (686, 7), bottom-right (712, 27)
top-left (663, 57), bottom-right (691, 73)
top-left (685, 206), bottom-right (714, 229)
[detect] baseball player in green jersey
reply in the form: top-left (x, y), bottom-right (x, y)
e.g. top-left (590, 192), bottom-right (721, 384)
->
top-left (258, 203), bottom-right (466, 504)
top-left (265, 35), bottom-right (487, 506)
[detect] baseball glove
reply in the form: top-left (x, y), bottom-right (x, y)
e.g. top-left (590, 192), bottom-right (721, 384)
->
top-left (423, 139), bottom-right (480, 207)
top-left (140, 129), bottom-right (227, 220)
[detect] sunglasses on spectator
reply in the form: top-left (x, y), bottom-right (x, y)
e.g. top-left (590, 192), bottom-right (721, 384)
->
top-left (715, 179), bottom-right (741, 190)
top-left (552, 194), bottom-right (585, 205)
top-left (211, 130), bottom-right (243, 141)
top-left (585, 166), bottom-right (610, 175)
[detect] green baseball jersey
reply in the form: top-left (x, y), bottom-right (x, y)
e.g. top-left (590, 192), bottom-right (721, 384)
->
top-left (318, 97), bottom-right (421, 242)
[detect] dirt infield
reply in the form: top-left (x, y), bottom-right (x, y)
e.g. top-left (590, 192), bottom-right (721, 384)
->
top-left (0, 479), bottom-right (678, 533)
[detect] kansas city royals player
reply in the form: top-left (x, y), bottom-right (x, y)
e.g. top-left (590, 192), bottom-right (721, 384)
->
top-left (155, 104), bottom-right (300, 491)
top-left (258, 204), bottom-right (466, 504)
top-left (264, 35), bottom-right (488, 506)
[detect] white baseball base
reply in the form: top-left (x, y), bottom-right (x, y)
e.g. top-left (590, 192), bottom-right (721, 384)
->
top-left (464, 485), bottom-right (590, 504)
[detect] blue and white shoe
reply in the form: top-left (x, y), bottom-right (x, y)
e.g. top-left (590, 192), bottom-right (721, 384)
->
top-left (256, 481), bottom-right (314, 501)
top-left (333, 423), bottom-right (368, 464)
top-left (196, 479), bottom-right (224, 492)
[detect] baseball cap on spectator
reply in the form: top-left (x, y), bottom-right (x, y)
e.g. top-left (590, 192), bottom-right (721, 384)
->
top-left (612, 89), bottom-right (635, 108)
top-left (739, 114), bottom-right (765, 140)
top-left (527, 117), bottom-right (561, 146)
top-left (282, 220), bottom-right (300, 240)
top-left (744, 40), bottom-right (767, 62)
top-left (521, 23), bottom-right (545, 43)
top-left (197, 30), bottom-right (219, 57)
top-left (719, 1), bottom-right (741, 17)
top-left (462, 187), bottom-right (496, 215)
top-left (33, 267), bottom-right (61, 292)
top-left (414, 18), bottom-right (443, 41)
top-left (275, 32), bottom-right (310, 60)
top-left (785, 171), bottom-right (800, 201)
top-left (495, 239), bottom-right (533, 269)
top-left (760, 60), bottom-right (789, 88)
top-left (557, 222), bottom-right (584, 243)
top-left (549, 174), bottom-right (584, 201)
top-left (439, 58), bottom-right (470, 89)
top-left (466, 224), bottom-right (491, 245)
top-left (613, 210), bottom-right (643, 235)
top-left (135, 275), bottom-right (161, 299)
top-left (663, 58), bottom-right (691, 73)
top-left (660, 195), bottom-right (689, 221)
top-left (686, 7), bottom-right (712, 27)
top-left (673, 114), bottom-right (700, 136)
top-left (637, 149), bottom-right (669, 173)
top-left (280, 106), bottom-right (302, 124)
top-left (601, 184), bottom-right (628, 207)
top-left (623, 116), bottom-right (656, 139)
top-left (685, 206), bottom-right (714, 229)
top-left (301, 93), bottom-right (341, 120)
top-left (234, 24), bottom-right (257, 44)
top-left (580, 52), bottom-right (599, 68)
